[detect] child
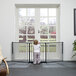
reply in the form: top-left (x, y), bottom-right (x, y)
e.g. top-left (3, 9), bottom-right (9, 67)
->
top-left (33, 40), bottom-right (40, 64)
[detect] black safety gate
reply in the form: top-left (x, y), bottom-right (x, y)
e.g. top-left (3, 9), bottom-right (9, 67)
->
top-left (12, 42), bottom-right (63, 63)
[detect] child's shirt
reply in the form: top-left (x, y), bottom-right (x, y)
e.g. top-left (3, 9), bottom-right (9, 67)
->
top-left (34, 44), bottom-right (40, 52)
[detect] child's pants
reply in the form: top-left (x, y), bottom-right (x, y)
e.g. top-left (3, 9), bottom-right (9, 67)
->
top-left (33, 52), bottom-right (40, 64)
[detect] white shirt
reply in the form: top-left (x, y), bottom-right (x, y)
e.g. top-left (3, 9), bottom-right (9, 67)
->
top-left (34, 44), bottom-right (40, 52)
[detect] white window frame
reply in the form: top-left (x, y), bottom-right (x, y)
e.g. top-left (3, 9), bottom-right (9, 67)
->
top-left (15, 5), bottom-right (60, 42)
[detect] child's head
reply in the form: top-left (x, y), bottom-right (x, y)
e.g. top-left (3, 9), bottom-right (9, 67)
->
top-left (34, 40), bottom-right (38, 45)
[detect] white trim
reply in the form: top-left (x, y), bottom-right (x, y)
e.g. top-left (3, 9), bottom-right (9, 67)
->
top-left (15, 4), bottom-right (60, 8)
top-left (15, 8), bottom-right (19, 42)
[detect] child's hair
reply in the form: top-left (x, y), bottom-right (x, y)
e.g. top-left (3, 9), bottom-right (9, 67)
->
top-left (34, 40), bottom-right (38, 45)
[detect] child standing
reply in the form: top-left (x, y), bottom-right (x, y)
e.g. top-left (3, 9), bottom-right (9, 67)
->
top-left (33, 40), bottom-right (40, 64)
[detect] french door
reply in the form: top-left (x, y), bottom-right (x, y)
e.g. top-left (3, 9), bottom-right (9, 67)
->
top-left (15, 7), bottom-right (62, 62)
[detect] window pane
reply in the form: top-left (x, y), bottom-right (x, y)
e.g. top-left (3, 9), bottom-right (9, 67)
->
top-left (40, 26), bottom-right (48, 34)
top-left (19, 26), bottom-right (26, 34)
top-left (28, 26), bottom-right (35, 34)
top-left (49, 35), bottom-right (56, 41)
top-left (19, 8), bottom-right (26, 16)
top-left (19, 17), bottom-right (35, 26)
top-left (27, 35), bottom-right (35, 40)
top-left (40, 35), bottom-right (48, 43)
top-left (40, 35), bottom-right (48, 40)
top-left (25, 17), bottom-right (35, 26)
top-left (40, 18), bottom-right (48, 25)
top-left (27, 8), bottom-right (35, 16)
top-left (40, 8), bottom-right (47, 16)
top-left (19, 17), bottom-right (26, 26)
top-left (49, 17), bottom-right (56, 25)
top-left (19, 35), bottom-right (26, 42)
top-left (49, 8), bottom-right (56, 16)
top-left (49, 26), bottom-right (56, 34)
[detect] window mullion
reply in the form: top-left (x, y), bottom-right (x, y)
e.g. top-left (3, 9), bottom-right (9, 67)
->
top-left (26, 8), bottom-right (28, 42)
top-left (35, 8), bottom-right (40, 41)
top-left (47, 8), bottom-right (49, 42)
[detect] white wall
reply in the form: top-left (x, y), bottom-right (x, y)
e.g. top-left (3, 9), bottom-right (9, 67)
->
top-left (0, 0), bottom-right (11, 60)
top-left (60, 0), bottom-right (76, 60)
top-left (0, 0), bottom-right (76, 61)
